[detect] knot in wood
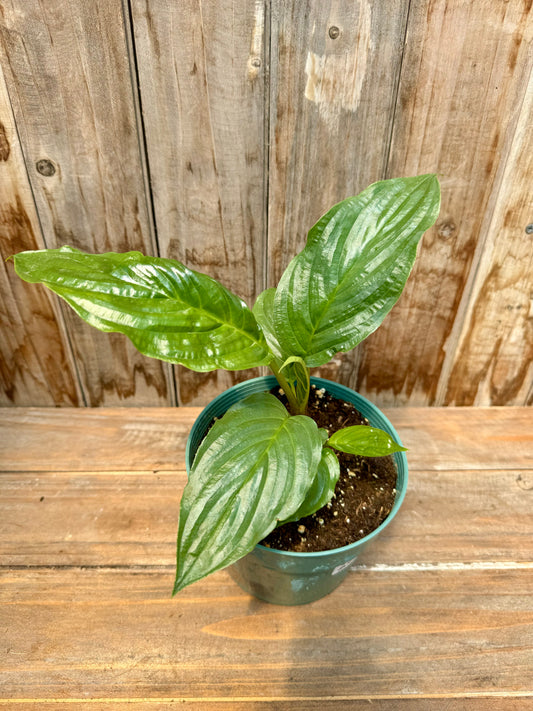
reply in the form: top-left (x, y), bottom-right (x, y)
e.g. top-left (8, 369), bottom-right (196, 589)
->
top-left (437, 221), bottom-right (456, 239)
top-left (36, 159), bottom-right (56, 177)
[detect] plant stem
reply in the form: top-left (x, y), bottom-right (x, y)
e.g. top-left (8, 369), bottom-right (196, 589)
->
top-left (269, 360), bottom-right (308, 416)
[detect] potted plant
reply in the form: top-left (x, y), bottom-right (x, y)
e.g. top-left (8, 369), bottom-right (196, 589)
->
top-left (11, 174), bottom-right (440, 604)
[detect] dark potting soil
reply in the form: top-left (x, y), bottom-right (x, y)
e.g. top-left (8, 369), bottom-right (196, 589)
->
top-left (260, 384), bottom-right (398, 553)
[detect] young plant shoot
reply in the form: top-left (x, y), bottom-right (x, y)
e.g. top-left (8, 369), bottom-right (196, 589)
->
top-left (12, 174), bottom-right (441, 593)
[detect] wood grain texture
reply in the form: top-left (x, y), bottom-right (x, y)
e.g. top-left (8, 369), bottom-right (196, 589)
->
top-left (267, 0), bottom-right (408, 279)
top-left (1, 0), bottom-right (532, 410)
top-left (1, 701), bottom-right (532, 711)
top-left (1, 1), bottom-right (533, 410)
top-left (1, 467), bottom-right (532, 567)
top-left (1, 568), bottom-right (532, 699)
top-left (0, 0), bottom-right (174, 406)
top-left (0, 63), bottom-right (81, 406)
top-left (130, 0), bottom-right (267, 405)
top-left (0, 407), bottom-right (197, 472)
top-left (443, 65), bottom-right (533, 405)
top-left (355, 0), bottom-right (533, 407)
top-left (1, 408), bottom-right (531, 568)
top-left (267, 0), bottom-right (409, 385)
top-left (1, 406), bottom-right (530, 473)
top-left (0, 406), bottom-right (532, 703)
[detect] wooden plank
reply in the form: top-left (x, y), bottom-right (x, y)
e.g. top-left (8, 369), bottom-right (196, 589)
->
top-left (355, 0), bottom-right (533, 406)
top-left (1, 409), bottom-right (531, 702)
top-left (0, 408), bottom-right (197, 472)
top-left (0, 406), bottom-right (530, 473)
top-left (0, 471), bottom-right (182, 567)
top-left (130, 0), bottom-right (267, 405)
top-left (1, 700), bottom-right (532, 710)
top-left (0, 0), bottom-right (174, 406)
top-left (442, 67), bottom-right (533, 405)
top-left (0, 62), bottom-right (81, 407)
top-left (1, 568), bottom-right (532, 699)
top-left (389, 406), bottom-right (533, 471)
top-left (1, 468), bottom-right (532, 567)
top-left (267, 0), bottom-right (409, 384)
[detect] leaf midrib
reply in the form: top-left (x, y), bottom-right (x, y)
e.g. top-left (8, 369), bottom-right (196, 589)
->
top-left (181, 413), bottom-right (296, 553)
top-left (49, 281), bottom-right (265, 350)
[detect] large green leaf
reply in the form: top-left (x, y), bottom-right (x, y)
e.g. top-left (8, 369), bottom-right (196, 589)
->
top-left (273, 175), bottom-right (441, 366)
top-left (328, 425), bottom-right (407, 457)
top-left (279, 446), bottom-right (340, 524)
top-left (13, 246), bottom-right (270, 371)
top-left (174, 392), bottom-right (325, 593)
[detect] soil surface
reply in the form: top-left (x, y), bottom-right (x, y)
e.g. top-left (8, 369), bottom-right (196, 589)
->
top-left (260, 384), bottom-right (398, 553)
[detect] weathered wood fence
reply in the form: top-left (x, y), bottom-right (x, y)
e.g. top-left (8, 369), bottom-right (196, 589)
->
top-left (1, 1), bottom-right (532, 407)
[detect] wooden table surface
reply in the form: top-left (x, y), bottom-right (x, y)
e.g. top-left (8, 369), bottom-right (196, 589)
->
top-left (0, 406), bottom-right (532, 709)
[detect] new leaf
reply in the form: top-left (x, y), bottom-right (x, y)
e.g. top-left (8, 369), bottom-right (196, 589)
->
top-left (328, 426), bottom-right (407, 457)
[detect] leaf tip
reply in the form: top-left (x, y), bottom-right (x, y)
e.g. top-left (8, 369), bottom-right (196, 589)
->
top-left (172, 570), bottom-right (189, 596)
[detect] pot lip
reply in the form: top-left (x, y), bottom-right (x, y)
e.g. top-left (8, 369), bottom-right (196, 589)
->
top-left (186, 374), bottom-right (408, 560)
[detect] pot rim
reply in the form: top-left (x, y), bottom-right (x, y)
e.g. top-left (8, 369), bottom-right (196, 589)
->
top-left (185, 374), bottom-right (408, 560)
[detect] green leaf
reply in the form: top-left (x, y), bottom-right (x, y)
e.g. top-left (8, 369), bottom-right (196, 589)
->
top-left (13, 246), bottom-right (270, 372)
top-left (174, 392), bottom-right (325, 593)
top-left (254, 292), bottom-right (311, 414)
top-left (273, 175), bottom-right (441, 366)
top-left (278, 446), bottom-right (340, 524)
top-left (279, 356), bottom-right (311, 414)
top-left (328, 425), bottom-right (407, 457)
top-left (253, 287), bottom-right (283, 360)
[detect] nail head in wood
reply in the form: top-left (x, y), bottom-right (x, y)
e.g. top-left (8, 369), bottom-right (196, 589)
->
top-left (328, 26), bottom-right (340, 39)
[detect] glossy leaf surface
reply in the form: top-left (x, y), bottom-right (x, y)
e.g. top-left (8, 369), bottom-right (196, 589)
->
top-left (328, 425), bottom-right (407, 457)
top-left (273, 175), bottom-right (441, 366)
top-left (174, 392), bottom-right (325, 592)
top-left (279, 446), bottom-right (340, 524)
top-left (253, 287), bottom-right (283, 360)
top-left (13, 246), bottom-right (270, 371)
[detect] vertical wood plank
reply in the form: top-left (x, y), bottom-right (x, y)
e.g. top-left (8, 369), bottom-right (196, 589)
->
top-left (1, 0), bottom-right (531, 409)
top-left (355, 0), bottom-right (533, 406)
top-left (0, 0), bottom-right (175, 406)
top-left (130, 0), bottom-right (268, 405)
top-left (0, 62), bottom-right (82, 406)
top-left (267, 0), bottom-right (409, 384)
top-left (442, 66), bottom-right (533, 405)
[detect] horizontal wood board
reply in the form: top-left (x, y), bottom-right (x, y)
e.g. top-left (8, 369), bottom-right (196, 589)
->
top-left (0, 406), bottom-right (530, 472)
top-left (1, 466), bottom-right (532, 568)
top-left (1, 406), bottom-right (532, 704)
top-left (1, 701), bottom-right (532, 711)
top-left (0, 702), bottom-right (532, 710)
top-left (1, 568), bottom-right (532, 700)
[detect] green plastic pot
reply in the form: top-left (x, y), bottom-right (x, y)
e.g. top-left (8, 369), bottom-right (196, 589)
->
top-left (185, 375), bottom-right (407, 605)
